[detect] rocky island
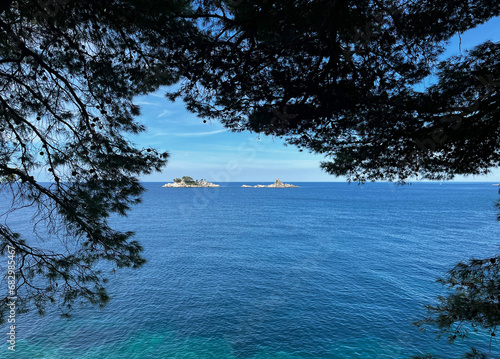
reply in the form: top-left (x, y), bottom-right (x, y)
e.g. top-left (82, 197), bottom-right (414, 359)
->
top-left (241, 178), bottom-right (298, 188)
top-left (162, 176), bottom-right (220, 188)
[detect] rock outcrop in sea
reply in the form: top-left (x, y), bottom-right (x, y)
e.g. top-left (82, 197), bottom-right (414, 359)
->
top-left (241, 178), bottom-right (298, 188)
top-left (162, 179), bottom-right (220, 188)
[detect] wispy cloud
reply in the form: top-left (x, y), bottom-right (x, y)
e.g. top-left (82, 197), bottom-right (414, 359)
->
top-left (149, 92), bottom-right (167, 99)
top-left (175, 129), bottom-right (227, 137)
top-left (150, 131), bottom-right (172, 137)
top-left (157, 109), bottom-right (174, 118)
top-left (135, 100), bottom-right (160, 106)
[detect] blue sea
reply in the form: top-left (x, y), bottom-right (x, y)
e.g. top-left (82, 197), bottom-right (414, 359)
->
top-left (1, 182), bottom-right (500, 358)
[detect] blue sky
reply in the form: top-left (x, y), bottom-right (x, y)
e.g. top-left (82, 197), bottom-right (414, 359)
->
top-left (133, 17), bottom-right (500, 183)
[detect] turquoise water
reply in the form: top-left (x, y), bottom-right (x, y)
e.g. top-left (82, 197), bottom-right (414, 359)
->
top-left (1, 182), bottom-right (499, 358)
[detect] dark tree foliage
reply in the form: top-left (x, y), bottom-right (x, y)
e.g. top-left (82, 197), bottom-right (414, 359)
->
top-left (0, 0), bottom-right (198, 321)
top-left (175, 0), bottom-right (500, 183)
top-left (415, 256), bottom-right (500, 350)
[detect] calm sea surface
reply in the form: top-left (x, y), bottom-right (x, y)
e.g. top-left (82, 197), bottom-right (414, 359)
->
top-left (1, 182), bottom-right (499, 358)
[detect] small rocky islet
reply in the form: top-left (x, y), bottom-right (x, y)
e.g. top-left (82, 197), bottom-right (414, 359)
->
top-left (241, 178), bottom-right (298, 188)
top-left (162, 177), bottom-right (220, 187)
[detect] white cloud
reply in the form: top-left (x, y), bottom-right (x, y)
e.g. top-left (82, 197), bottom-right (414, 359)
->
top-left (149, 92), bottom-right (167, 99)
top-left (134, 100), bottom-right (160, 106)
top-left (157, 109), bottom-right (174, 118)
top-left (174, 129), bottom-right (227, 137)
top-left (150, 132), bottom-right (171, 137)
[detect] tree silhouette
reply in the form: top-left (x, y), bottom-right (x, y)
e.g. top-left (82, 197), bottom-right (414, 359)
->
top-left (0, 0), bottom-right (198, 320)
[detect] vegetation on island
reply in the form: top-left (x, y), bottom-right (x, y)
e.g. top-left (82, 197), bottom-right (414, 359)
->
top-left (0, 1), bottom-right (499, 357)
top-left (173, 176), bottom-right (196, 185)
top-left (181, 176), bottom-right (199, 185)
top-left (169, 176), bottom-right (212, 186)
